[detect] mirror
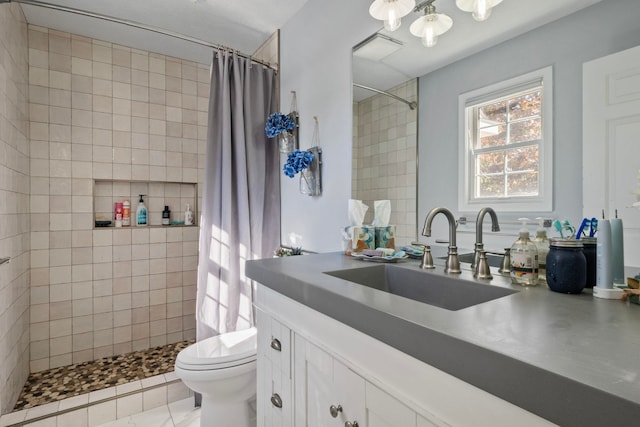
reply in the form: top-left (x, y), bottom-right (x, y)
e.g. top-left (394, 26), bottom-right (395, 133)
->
top-left (351, 32), bottom-right (419, 248)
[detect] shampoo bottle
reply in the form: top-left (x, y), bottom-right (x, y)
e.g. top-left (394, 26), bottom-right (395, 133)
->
top-left (136, 194), bottom-right (147, 226)
top-left (162, 205), bottom-right (171, 226)
top-left (510, 218), bottom-right (539, 286)
top-left (533, 217), bottom-right (550, 284)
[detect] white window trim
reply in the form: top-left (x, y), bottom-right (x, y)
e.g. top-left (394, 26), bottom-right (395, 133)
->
top-left (458, 66), bottom-right (554, 213)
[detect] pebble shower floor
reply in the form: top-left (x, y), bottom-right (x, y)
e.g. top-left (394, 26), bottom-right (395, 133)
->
top-left (13, 340), bottom-right (194, 411)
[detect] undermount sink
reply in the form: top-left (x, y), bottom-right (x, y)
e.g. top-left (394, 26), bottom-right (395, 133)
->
top-left (439, 252), bottom-right (504, 268)
top-left (324, 264), bottom-right (517, 311)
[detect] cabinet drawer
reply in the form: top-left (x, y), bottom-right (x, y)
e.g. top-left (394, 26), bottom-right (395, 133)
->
top-left (256, 307), bottom-right (291, 376)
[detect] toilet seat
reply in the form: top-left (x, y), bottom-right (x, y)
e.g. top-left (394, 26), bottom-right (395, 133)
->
top-left (176, 327), bottom-right (257, 371)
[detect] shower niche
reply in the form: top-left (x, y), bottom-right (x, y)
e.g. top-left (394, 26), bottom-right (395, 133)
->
top-left (93, 180), bottom-right (198, 228)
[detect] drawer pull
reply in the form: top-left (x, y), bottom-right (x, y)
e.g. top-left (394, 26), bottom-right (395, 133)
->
top-left (345, 422), bottom-right (359, 427)
top-left (270, 338), bottom-right (282, 352)
top-left (329, 404), bottom-right (343, 418)
top-left (270, 393), bottom-right (283, 408)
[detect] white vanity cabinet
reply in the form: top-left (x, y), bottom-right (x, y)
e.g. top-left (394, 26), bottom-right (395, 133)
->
top-left (255, 284), bottom-right (556, 427)
top-left (256, 304), bottom-right (435, 427)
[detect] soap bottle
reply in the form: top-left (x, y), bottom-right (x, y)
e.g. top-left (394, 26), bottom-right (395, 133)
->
top-left (136, 194), bottom-right (148, 226)
top-left (162, 205), bottom-right (171, 226)
top-left (184, 204), bottom-right (193, 226)
top-left (533, 217), bottom-right (550, 284)
top-left (510, 218), bottom-right (539, 286)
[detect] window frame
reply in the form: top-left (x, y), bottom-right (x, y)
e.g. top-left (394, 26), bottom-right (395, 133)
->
top-left (458, 66), bottom-right (553, 213)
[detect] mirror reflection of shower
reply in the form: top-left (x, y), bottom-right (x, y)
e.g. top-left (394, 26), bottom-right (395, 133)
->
top-left (351, 79), bottom-right (418, 247)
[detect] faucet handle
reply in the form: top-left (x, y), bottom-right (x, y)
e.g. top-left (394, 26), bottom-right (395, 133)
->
top-left (498, 248), bottom-right (511, 275)
top-left (420, 246), bottom-right (435, 270)
top-left (476, 251), bottom-right (493, 280)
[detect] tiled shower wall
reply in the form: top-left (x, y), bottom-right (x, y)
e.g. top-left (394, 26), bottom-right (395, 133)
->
top-left (27, 26), bottom-right (209, 372)
top-left (0, 3), bottom-right (30, 415)
top-left (352, 79), bottom-right (418, 247)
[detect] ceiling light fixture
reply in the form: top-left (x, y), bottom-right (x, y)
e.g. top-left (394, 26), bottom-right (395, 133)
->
top-left (455, 0), bottom-right (504, 22)
top-left (409, 1), bottom-right (452, 48)
top-left (369, 0), bottom-right (416, 32)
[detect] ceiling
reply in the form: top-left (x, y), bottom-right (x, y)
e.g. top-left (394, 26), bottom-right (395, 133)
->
top-left (17, 0), bottom-right (310, 65)
top-left (353, 0), bottom-right (602, 101)
top-left (14, 0), bottom-right (601, 100)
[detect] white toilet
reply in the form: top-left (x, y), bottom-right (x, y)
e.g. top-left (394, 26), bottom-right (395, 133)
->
top-left (174, 327), bottom-right (257, 427)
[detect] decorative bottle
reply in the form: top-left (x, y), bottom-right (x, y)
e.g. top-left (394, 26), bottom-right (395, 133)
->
top-left (510, 218), bottom-right (539, 286)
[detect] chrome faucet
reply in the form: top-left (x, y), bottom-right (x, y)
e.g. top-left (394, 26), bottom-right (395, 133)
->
top-left (422, 207), bottom-right (461, 274)
top-left (472, 207), bottom-right (500, 275)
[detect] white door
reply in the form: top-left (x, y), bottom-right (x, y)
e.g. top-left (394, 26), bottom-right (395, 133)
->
top-left (583, 44), bottom-right (640, 268)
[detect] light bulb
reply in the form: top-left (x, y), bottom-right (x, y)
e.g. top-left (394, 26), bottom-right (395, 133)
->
top-left (384, 8), bottom-right (401, 31)
top-left (422, 29), bottom-right (438, 47)
top-left (472, 0), bottom-right (491, 21)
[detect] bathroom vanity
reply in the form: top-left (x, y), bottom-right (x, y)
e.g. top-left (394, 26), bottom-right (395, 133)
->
top-left (247, 252), bottom-right (640, 427)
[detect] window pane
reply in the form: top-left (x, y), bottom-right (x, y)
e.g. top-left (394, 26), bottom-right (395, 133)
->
top-left (479, 100), bottom-right (507, 123)
top-left (507, 172), bottom-right (539, 196)
top-left (509, 118), bottom-right (541, 144)
top-left (477, 175), bottom-right (504, 198)
top-left (478, 125), bottom-right (506, 148)
top-left (507, 146), bottom-right (539, 172)
top-left (478, 151), bottom-right (504, 174)
top-left (509, 90), bottom-right (541, 120)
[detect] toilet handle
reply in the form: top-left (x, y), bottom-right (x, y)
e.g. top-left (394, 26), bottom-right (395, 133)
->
top-left (270, 393), bottom-right (283, 409)
top-left (270, 338), bottom-right (282, 352)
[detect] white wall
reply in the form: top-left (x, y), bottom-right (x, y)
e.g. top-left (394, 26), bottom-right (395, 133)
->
top-left (279, 0), bottom-right (379, 252)
top-left (0, 3), bottom-right (30, 415)
top-left (417, 0), bottom-right (640, 251)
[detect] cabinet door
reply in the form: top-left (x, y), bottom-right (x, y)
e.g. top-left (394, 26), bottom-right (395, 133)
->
top-left (256, 308), bottom-right (293, 427)
top-left (260, 356), bottom-right (293, 427)
top-left (365, 382), bottom-right (416, 427)
top-left (294, 334), bottom-right (366, 427)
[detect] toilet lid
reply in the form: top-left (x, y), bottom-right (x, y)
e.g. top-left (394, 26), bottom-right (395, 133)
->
top-left (176, 327), bottom-right (257, 370)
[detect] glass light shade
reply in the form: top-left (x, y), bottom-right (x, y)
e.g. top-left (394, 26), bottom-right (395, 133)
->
top-left (369, 0), bottom-right (416, 31)
top-left (455, 0), bottom-right (503, 21)
top-left (409, 13), bottom-right (453, 47)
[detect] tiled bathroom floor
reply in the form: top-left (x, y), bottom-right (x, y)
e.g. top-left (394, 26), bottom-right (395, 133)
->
top-left (14, 340), bottom-right (194, 411)
top-left (96, 397), bottom-right (201, 427)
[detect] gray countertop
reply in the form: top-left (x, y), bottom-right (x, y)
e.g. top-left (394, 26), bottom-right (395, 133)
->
top-left (246, 250), bottom-right (640, 426)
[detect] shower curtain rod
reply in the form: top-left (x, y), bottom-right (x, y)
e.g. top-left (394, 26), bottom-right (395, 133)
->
top-left (7, 0), bottom-right (276, 69)
top-left (353, 83), bottom-right (417, 110)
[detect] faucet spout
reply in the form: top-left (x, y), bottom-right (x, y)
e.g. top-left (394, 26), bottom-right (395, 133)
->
top-left (472, 207), bottom-right (500, 275)
top-left (422, 207), bottom-right (460, 274)
top-left (475, 207), bottom-right (500, 245)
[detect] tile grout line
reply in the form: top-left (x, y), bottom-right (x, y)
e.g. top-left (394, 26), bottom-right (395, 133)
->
top-left (4, 378), bottom-right (185, 427)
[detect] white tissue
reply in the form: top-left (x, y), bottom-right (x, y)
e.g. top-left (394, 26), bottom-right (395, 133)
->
top-left (348, 199), bottom-right (368, 226)
top-left (372, 200), bottom-right (391, 227)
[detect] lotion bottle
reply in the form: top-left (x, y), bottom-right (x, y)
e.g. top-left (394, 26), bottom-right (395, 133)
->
top-left (136, 194), bottom-right (148, 226)
top-left (184, 204), bottom-right (193, 226)
top-left (510, 218), bottom-right (539, 286)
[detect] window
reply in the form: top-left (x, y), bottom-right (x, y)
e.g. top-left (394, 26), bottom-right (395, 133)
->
top-left (458, 67), bottom-right (553, 212)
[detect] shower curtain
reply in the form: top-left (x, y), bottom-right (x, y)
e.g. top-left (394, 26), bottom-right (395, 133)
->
top-left (196, 50), bottom-right (280, 340)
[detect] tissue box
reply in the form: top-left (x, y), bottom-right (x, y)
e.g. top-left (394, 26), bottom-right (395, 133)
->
top-left (375, 225), bottom-right (396, 249)
top-left (344, 226), bottom-right (375, 254)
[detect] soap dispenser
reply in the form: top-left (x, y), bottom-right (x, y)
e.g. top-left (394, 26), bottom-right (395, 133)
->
top-left (533, 217), bottom-right (550, 284)
top-left (510, 218), bottom-right (539, 286)
top-left (136, 194), bottom-right (148, 226)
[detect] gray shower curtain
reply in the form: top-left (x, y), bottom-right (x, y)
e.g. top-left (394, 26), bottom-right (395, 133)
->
top-left (196, 50), bottom-right (279, 340)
